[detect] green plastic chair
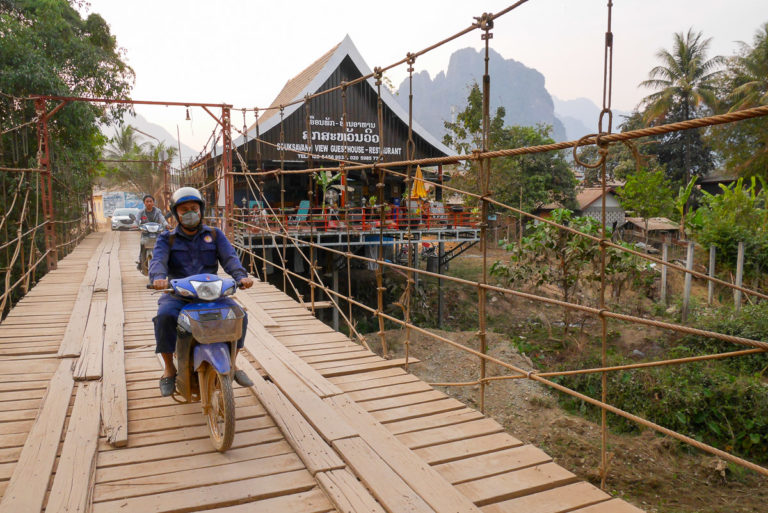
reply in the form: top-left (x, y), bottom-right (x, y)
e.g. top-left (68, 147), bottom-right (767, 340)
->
top-left (290, 200), bottom-right (311, 224)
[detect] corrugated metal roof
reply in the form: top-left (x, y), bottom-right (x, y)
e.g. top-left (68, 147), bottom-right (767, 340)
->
top-left (624, 217), bottom-right (678, 231)
top-left (253, 42), bottom-right (342, 128)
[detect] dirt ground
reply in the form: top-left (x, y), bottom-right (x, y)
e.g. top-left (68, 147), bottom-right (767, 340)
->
top-left (378, 327), bottom-right (768, 513)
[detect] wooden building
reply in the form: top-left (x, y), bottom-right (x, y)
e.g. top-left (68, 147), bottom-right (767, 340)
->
top-left (230, 34), bottom-right (455, 211)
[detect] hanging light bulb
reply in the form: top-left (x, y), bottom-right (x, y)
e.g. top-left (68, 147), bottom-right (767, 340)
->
top-left (185, 107), bottom-right (190, 121)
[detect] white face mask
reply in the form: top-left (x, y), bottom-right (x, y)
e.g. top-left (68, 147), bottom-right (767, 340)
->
top-left (180, 210), bottom-right (201, 228)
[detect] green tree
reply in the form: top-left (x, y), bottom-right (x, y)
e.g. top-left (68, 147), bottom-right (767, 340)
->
top-left (0, 0), bottom-right (132, 308)
top-left (694, 177), bottom-right (768, 275)
top-left (492, 209), bottom-right (600, 330)
top-left (639, 29), bottom-right (723, 186)
top-left (712, 22), bottom-right (768, 180)
top-left (444, 83), bottom-right (576, 212)
top-left (102, 126), bottom-right (176, 196)
top-left (618, 168), bottom-right (674, 247)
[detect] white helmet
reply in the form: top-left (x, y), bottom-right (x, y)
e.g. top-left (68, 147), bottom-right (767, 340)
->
top-left (170, 187), bottom-right (205, 221)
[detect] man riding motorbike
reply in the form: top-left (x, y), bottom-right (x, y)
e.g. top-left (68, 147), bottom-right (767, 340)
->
top-left (136, 194), bottom-right (169, 271)
top-left (149, 187), bottom-right (254, 396)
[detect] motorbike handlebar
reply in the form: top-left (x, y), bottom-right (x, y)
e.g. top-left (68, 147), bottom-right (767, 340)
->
top-left (145, 284), bottom-right (173, 292)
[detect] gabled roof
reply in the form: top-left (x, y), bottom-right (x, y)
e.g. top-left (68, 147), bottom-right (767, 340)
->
top-left (576, 187), bottom-right (615, 210)
top-left (232, 35), bottom-right (454, 156)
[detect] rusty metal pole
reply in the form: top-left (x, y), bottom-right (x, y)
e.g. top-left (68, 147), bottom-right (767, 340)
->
top-left (35, 99), bottom-right (57, 270)
top-left (477, 14), bottom-right (494, 414)
top-left (222, 106), bottom-right (233, 239)
top-left (598, 0), bottom-right (614, 490)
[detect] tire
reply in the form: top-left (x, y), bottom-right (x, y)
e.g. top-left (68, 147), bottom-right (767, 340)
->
top-left (141, 251), bottom-right (152, 276)
top-left (202, 365), bottom-right (235, 452)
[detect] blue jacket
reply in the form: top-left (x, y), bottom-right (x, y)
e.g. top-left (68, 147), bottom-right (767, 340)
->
top-left (149, 225), bottom-right (247, 283)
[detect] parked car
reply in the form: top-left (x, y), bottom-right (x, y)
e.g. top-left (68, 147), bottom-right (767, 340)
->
top-left (110, 207), bottom-right (140, 231)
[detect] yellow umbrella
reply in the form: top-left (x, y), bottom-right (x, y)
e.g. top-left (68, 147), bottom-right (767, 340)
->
top-left (410, 165), bottom-right (428, 200)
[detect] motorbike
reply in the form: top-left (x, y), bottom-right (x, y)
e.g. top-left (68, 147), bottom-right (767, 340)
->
top-left (138, 222), bottom-right (163, 276)
top-left (147, 273), bottom-right (245, 451)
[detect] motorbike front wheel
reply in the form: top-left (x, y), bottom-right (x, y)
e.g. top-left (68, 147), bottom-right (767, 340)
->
top-left (141, 250), bottom-right (152, 276)
top-left (202, 365), bottom-right (235, 452)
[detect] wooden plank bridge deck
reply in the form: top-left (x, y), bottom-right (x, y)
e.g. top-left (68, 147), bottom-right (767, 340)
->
top-left (0, 231), bottom-right (644, 513)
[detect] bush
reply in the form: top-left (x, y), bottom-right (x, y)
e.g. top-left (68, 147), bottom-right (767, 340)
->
top-left (556, 351), bottom-right (768, 463)
top-left (685, 303), bottom-right (768, 376)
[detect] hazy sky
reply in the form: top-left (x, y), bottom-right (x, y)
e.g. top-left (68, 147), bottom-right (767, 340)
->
top-left (80, 0), bottom-right (768, 152)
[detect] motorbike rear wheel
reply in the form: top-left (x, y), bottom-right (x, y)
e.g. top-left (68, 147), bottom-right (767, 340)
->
top-left (202, 365), bottom-right (235, 452)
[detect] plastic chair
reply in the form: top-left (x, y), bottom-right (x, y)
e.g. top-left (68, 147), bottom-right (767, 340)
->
top-left (289, 200), bottom-right (311, 224)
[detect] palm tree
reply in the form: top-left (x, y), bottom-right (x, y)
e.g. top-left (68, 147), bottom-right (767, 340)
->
top-left (104, 125), bottom-right (149, 160)
top-left (728, 22), bottom-right (768, 110)
top-left (716, 23), bottom-right (768, 179)
top-left (639, 28), bottom-right (724, 185)
top-left (103, 125), bottom-right (175, 195)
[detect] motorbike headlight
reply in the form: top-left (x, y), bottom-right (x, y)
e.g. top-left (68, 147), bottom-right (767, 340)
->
top-left (189, 280), bottom-right (222, 300)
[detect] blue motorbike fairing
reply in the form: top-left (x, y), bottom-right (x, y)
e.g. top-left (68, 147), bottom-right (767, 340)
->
top-left (171, 274), bottom-right (237, 301)
top-left (181, 300), bottom-right (237, 320)
top-left (193, 342), bottom-right (232, 374)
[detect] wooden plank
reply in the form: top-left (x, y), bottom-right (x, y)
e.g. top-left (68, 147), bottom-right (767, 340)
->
top-left (371, 398), bottom-right (467, 424)
top-left (97, 416), bottom-right (275, 453)
top-left (319, 358), bottom-right (418, 378)
top-left (315, 468), bottom-right (387, 513)
top-left (0, 359), bottom-right (75, 513)
top-left (245, 322), bottom-right (342, 398)
top-left (236, 355), bottom-right (346, 475)
top-left (385, 410), bottom-right (485, 436)
top-left (456, 462), bottom-right (579, 506)
top-left (58, 235), bottom-right (107, 357)
top-left (480, 482), bottom-right (612, 513)
top-left (279, 332), bottom-right (351, 346)
top-left (73, 299), bottom-right (107, 380)
top-left (334, 373), bottom-right (419, 393)
top-left (91, 469), bottom-right (317, 513)
top-left (359, 390), bottom-right (446, 413)
top-left (347, 380), bottom-right (433, 403)
top-left (93, 232), bottom-right (114, 292)
top-left (327, 367), bottom-right (405, 385)
top-left (303, 349), bottom-right (376, 364)
top-left (397, 418), bottom-right (505, 450)
top-left (332, 437), bottom-right (435, 513)
top-left (101, 244), bottom-right (127, 447)
top-left (235, 287), bottom-right (280, 328)
top-left (433, 445), bottom-right (552, 484)
top-left (203, 488), bottom-right (335, 513)
top-left (45, 381), bottom-right (102, 513)
top-left (96, 440), bottom-right (292, 483)
top-left (96, 427), bottom-right (283, 467)
top-left (93, 452), bottom-right (305, 502)
top-left (328, 394), bottom-right (480, 513)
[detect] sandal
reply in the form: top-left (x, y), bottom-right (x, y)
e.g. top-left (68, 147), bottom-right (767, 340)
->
top-left (233, 369), bottom-right (254, 387)
top-left (159, 375), bottom-right (176, 397)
